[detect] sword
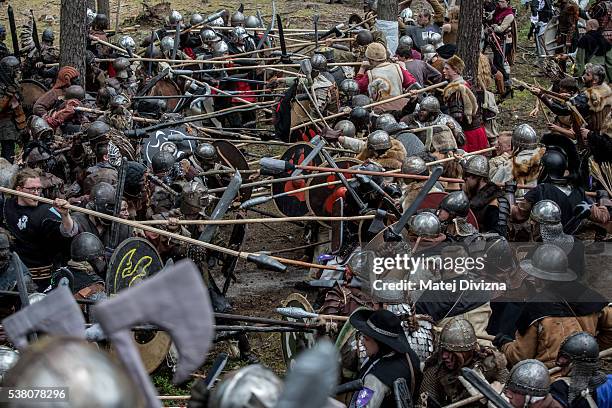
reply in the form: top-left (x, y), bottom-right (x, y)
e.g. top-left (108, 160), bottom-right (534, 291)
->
top-left (276, 14), bottom-right (291, 64)
top-left (204, 353), bottom-right (228, 389)
top-left (7, 6), bottom-right (20, 61)
top-left (30, 10), bottom-right (42, 52)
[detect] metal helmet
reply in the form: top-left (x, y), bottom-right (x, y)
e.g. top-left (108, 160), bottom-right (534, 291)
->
top-left (86, 121), bottom-right (110, 142)
top-left (421, 44), bottom-right (436, 61)
top-left (419, 96), bottom-right (441, 114)
top-left (93, 13), bottom-right (109, 30)
top-left (340, 79), bottom-right (359, 98)
top-left (110, 94), bottom-right (130, 110)
top-left (64, 85), bottom-right (85, 101)
top-left (438, 317), bottom-right (478, 352)
top-left (212, 40), bottom-right (229, 57)
top-left (397, 132), bottom-right (425, 156)
top-left (190, 13), bottom-right (204, 26)
top-left (119, 35), bottom-right (136, 52)
top-left (333, 120), bottom-right (356, 138)
top-left (355, 30), bottom-right (374, 46)
top-left (245, 15), bottom-right (262, 28)
top-left (180, 180), bottom-right (207, 216)
top-left (367, 130), bottom-right (391, 151)
top-left (429, 32), bottom-right (443, 49)
top-left (70, 232), bottom-right (105, 262)
top-left (505, 359), bottom-right (550, 397)
top-left (402, 156), bottom-right (427, 175)
top-left (375, 113), bottom-right (397, 131)
top-left (86, 8), bottom-right (97, 25)
top-left (399, 8), bottom-right (415, 24)
top-left (4, 337), bottom-right (143, 407)
top-left (200, 28), bottom-right (219, 43)
top-left (90, 182), bottom-right (116, 215)
top-left (0, 346), bottom-right (19, 383)
top-left (169, 10), bottom-right (183, 25)
top-left (28, 116), bottom-right (53, 140)
top-left (209, 364), bottom-right (283, 408)
top-left (231, 11), bottom-right (246, 27)
top-left (410, 211), bottom-right (441, 238)
top-left (539, 148), bottom-right (567, 183)
top-left (398, 35), bottom-right (414, 49)
top-left (310, 54), bottom-right (328, 72)
top-left (463, 155), bottom-right (489, 178)
top-left (512, 124), bottom-right (538, 150)
top-left (352, 94), bottom-right (371, 107)
top-left (558, 332), bottom-right (599, 364)
top-left (195, 143), bottom-right (217, 162)
top-left (530, 200), bottom-right (561, 225)
top-left (519, 244), bottom-right (577, 282)
top-left (0, 56), bottom-right (20, 79)
top-left (144, 45), bottom-right (160, 59)
top-left (42, 28), bottom-right (54, 43)
top-left (113, 57), bottom-right (130, 79)
top-left (151, 151), bottom-right (176, 174)
top-left (160, 36), bottom-right (175, 53)
top-left (440, 191), bottom-right (470, 218)
top-left (231, 26), bottom-right (249, 42)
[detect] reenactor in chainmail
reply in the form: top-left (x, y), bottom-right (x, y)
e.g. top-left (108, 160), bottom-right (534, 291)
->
top-left (101, 94), bottom-right (133, 132)
top-left (490, 124), bottom-right (544, 198)
top-left (400, 156), bottom-right (444, 211)
top-left (308, 54), bottom-right (340, 118)
top-left (502, 360), bottom-right (561, 408)
top-left (551, 332), bottom-right (612, 408)
top-left (530, 200), bottom-right (577, 258)
top-left (401, 96), bottom-right (465, 148)
top-left (436, 190), bottom-right (478, 239)
top-left (105, 58), bottom-right (138, 98)
top-left (419, 318), bottom-right (509, 407)
top-left (149, 151), bottom-right (180, 216)
top-left (21, 144), bottom-right (66, 200)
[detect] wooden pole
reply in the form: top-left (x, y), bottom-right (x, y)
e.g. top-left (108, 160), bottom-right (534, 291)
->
top-left (426, 147), bottom-right (496, 166)
top-left (0, 187), bottom-right (337, 271)
top-left (74, 106), bottom-right (156, 123)
top-left (139, 215), bottom-right (376, 225)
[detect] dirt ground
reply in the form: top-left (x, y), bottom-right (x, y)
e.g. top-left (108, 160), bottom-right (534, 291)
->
top-left (5, 0), bottom-right (559, 399)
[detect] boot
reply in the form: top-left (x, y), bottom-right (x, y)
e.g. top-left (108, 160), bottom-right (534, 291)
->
top-left (494, 71), bottom-right (505, 95)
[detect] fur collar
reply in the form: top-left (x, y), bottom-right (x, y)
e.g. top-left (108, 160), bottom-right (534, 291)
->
top-left (470, 181), bottom-right (503, 210)
top-left (443, 79), bottom-right (479, 124)
top-left (356, 138), bottom-right (407, 170)
top-left (585, 82), bottom-right (612, 113)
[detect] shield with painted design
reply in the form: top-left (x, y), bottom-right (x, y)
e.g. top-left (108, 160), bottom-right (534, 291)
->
top-left (281, 293), bottom-right (317, 367)
top-left (142, 127), bottom-right (197, 168)
top-left (306, 158), bottom-right (361, 227)
top-left (212, 140), bottom-right (252, 200)
top-left (20, 79), bottom-right (48, 117)
top-left (147, 78), bottom-right (182, 112)
top-left (272, 142), bottom-right (323, 217)
top-left (106, 237), bottom-right (164, 295)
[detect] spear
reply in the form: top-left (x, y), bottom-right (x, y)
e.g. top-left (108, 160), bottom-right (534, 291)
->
top-left (139, 215), bottom-right (376, 226)
top-left (291, 81), bottom-right (448, 131)
top-left (73, 107), bottom-right (156, 123)
top-left (276, 307), bottom-right (349, 321)
top-left (0, 187), bottom-right (340, 272)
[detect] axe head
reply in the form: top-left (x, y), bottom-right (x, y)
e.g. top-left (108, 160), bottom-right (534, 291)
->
top-left (93, 259), bottom-right (214, 384)
top-left (2, 286), bottom-right (86, 351)
top-left (300, 59), bottom-right (313, 82)
top-left (368, 209), bottom-right (388, 235)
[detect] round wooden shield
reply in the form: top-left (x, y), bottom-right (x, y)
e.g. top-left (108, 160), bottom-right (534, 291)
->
top-left (20, 79), bottom-right (48, 117)
top-left (107, 237), bottom-right (164, 294)
top-left (306, 158), bottom-right (361, 227)
top-left (110, 330), bottom-right (172, 374)
top-left (272, 142), bottom-right (323, 217)
top-left (142, 127), bottom-right (197, 168)
top-left (212, 140), bottom-right (252, 200)
top-left (281, 293), bottom-right (316, 368)
top-left (147, 79), bottom-right (181, 112)
top-left (418, 192), bottom-right (479, 229)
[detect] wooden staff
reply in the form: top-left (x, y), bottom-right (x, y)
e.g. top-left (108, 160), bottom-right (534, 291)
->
top-left (73, 107), bottom-right (156, 123)
top-left (207, 37), bottom-right (354, 61)
top-left (196, 61), bottom-right (362, 73)
top-left (139, 215), bottom-right (376, 225)
top-left (291, 81), bottom-right (448, 131)
top-left (0, 187), bottom-right (338, 272)
top-left (89, 35), bottom-right (129, 55)
top-left (426, 147), bottom-right (496, 166)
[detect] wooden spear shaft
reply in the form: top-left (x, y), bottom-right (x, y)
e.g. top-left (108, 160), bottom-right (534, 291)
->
top-left (73, 107), bottom-right (156, 123)
top-left (89, 35), bottom-right (129, 55)
top-left (426, 147), bottom-right (496, 166)
top-left (0, 187), bottom-right (337, 271)
top-left (291, 81), bottom-right (448, 131)
top-left (139, 215), bottom-right (376, 225)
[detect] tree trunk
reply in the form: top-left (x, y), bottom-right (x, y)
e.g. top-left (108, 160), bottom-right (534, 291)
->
top-left (60, 0), bottom-right (87, 83)
top-left (97, 0), bottom-right (110, 18)
top-left (456, 0), bottom-right (483, 82)
top-left (377, 0), bottom-right (398, 21)
top-left (87, 0), bottom-right (96, 12)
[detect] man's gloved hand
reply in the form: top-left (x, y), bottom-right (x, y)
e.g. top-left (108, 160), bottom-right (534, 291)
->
top-left (493, 333), bottom-right (513, 349)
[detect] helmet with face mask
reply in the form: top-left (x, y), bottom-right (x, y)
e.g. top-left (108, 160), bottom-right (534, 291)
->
top-left (200, 28), bottom-right (220, 43)
top-left (86, 9), bottom-right (97, 26)
top-left (212, 40), bottom-right (229, 57)
top-left (231, 26), bottom-right (249, 43)
top-left (90, 182), bottom-right (116, 217)
top-left (119, 36), bottom-right (136, 53)
top-left (70, 232), bottom-right (106, 274)
top-left (160, 36), bottom-right (175, 54)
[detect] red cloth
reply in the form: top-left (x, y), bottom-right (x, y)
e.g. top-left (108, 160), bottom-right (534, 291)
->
top-left (183, 47), bottom-right (196, 59)
top-left (463, 126), bottom-right (489, 152)
top-left (493, 7), bottom-right (514, 24)
top-left (232, 80), bottom-right (255, 103)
